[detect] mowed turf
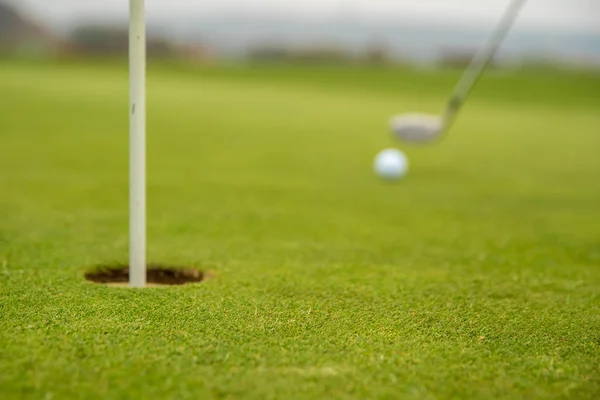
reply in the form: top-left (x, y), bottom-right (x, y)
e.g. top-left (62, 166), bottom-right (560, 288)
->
top-left (0, 61), bottom-right (599, 399)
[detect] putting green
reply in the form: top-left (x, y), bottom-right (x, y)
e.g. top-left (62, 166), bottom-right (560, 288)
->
top-left (0, 61), bottom-right (599, 399)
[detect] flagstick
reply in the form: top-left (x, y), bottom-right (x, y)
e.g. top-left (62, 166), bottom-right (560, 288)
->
top-left (129, 0), bottom-right (146, 287)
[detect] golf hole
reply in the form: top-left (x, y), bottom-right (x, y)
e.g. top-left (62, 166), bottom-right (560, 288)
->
top-left (84, 264), bottom-right (207, 287)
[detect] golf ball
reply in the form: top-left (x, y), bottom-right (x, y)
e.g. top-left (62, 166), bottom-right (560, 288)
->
top-left (373, 148), bottom-right (408, 180)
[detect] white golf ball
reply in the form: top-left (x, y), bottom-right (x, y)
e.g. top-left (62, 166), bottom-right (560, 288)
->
top-left (373, 148), bottom-right (408, 180)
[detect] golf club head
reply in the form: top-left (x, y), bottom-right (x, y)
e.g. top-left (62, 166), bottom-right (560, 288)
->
top-left (389, 113), bottom-right (445, 144)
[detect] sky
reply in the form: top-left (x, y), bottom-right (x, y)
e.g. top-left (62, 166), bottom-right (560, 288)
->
top-left (14, 0), bottom-right (600, 34)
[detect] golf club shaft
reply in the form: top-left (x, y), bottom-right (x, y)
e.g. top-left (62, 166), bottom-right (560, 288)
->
top-left (443, 0), bottom-right (527, 125)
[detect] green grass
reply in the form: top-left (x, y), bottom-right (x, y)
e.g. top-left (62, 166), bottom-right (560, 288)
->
top-left (0, 60), bottom-right (599, 399)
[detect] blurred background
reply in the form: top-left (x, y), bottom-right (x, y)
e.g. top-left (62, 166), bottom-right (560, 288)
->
top-left (1, 0), bottom-right (599, 70)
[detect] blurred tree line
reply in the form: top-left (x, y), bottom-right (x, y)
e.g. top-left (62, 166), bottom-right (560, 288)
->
top-left (1, 2), bottom-right (596, 71)
top-left (0, 2), bottom-right (210, 62)
top-left (245, 43), bottom-right (392, 66)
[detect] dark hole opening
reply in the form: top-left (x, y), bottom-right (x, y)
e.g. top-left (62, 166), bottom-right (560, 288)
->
top-left (84, 264), bottom-right (205, 286)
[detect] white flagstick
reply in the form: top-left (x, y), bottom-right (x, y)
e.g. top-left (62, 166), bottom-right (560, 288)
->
top-left (129, 0), bottom-right (146, 287)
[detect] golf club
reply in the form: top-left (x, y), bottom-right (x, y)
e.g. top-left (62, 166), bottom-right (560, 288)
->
top-left (389, 0), bottom-right (528, 144)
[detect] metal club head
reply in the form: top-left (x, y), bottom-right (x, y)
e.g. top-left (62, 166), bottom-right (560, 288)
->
top-left (389, 113), bottom-right (446, 144)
